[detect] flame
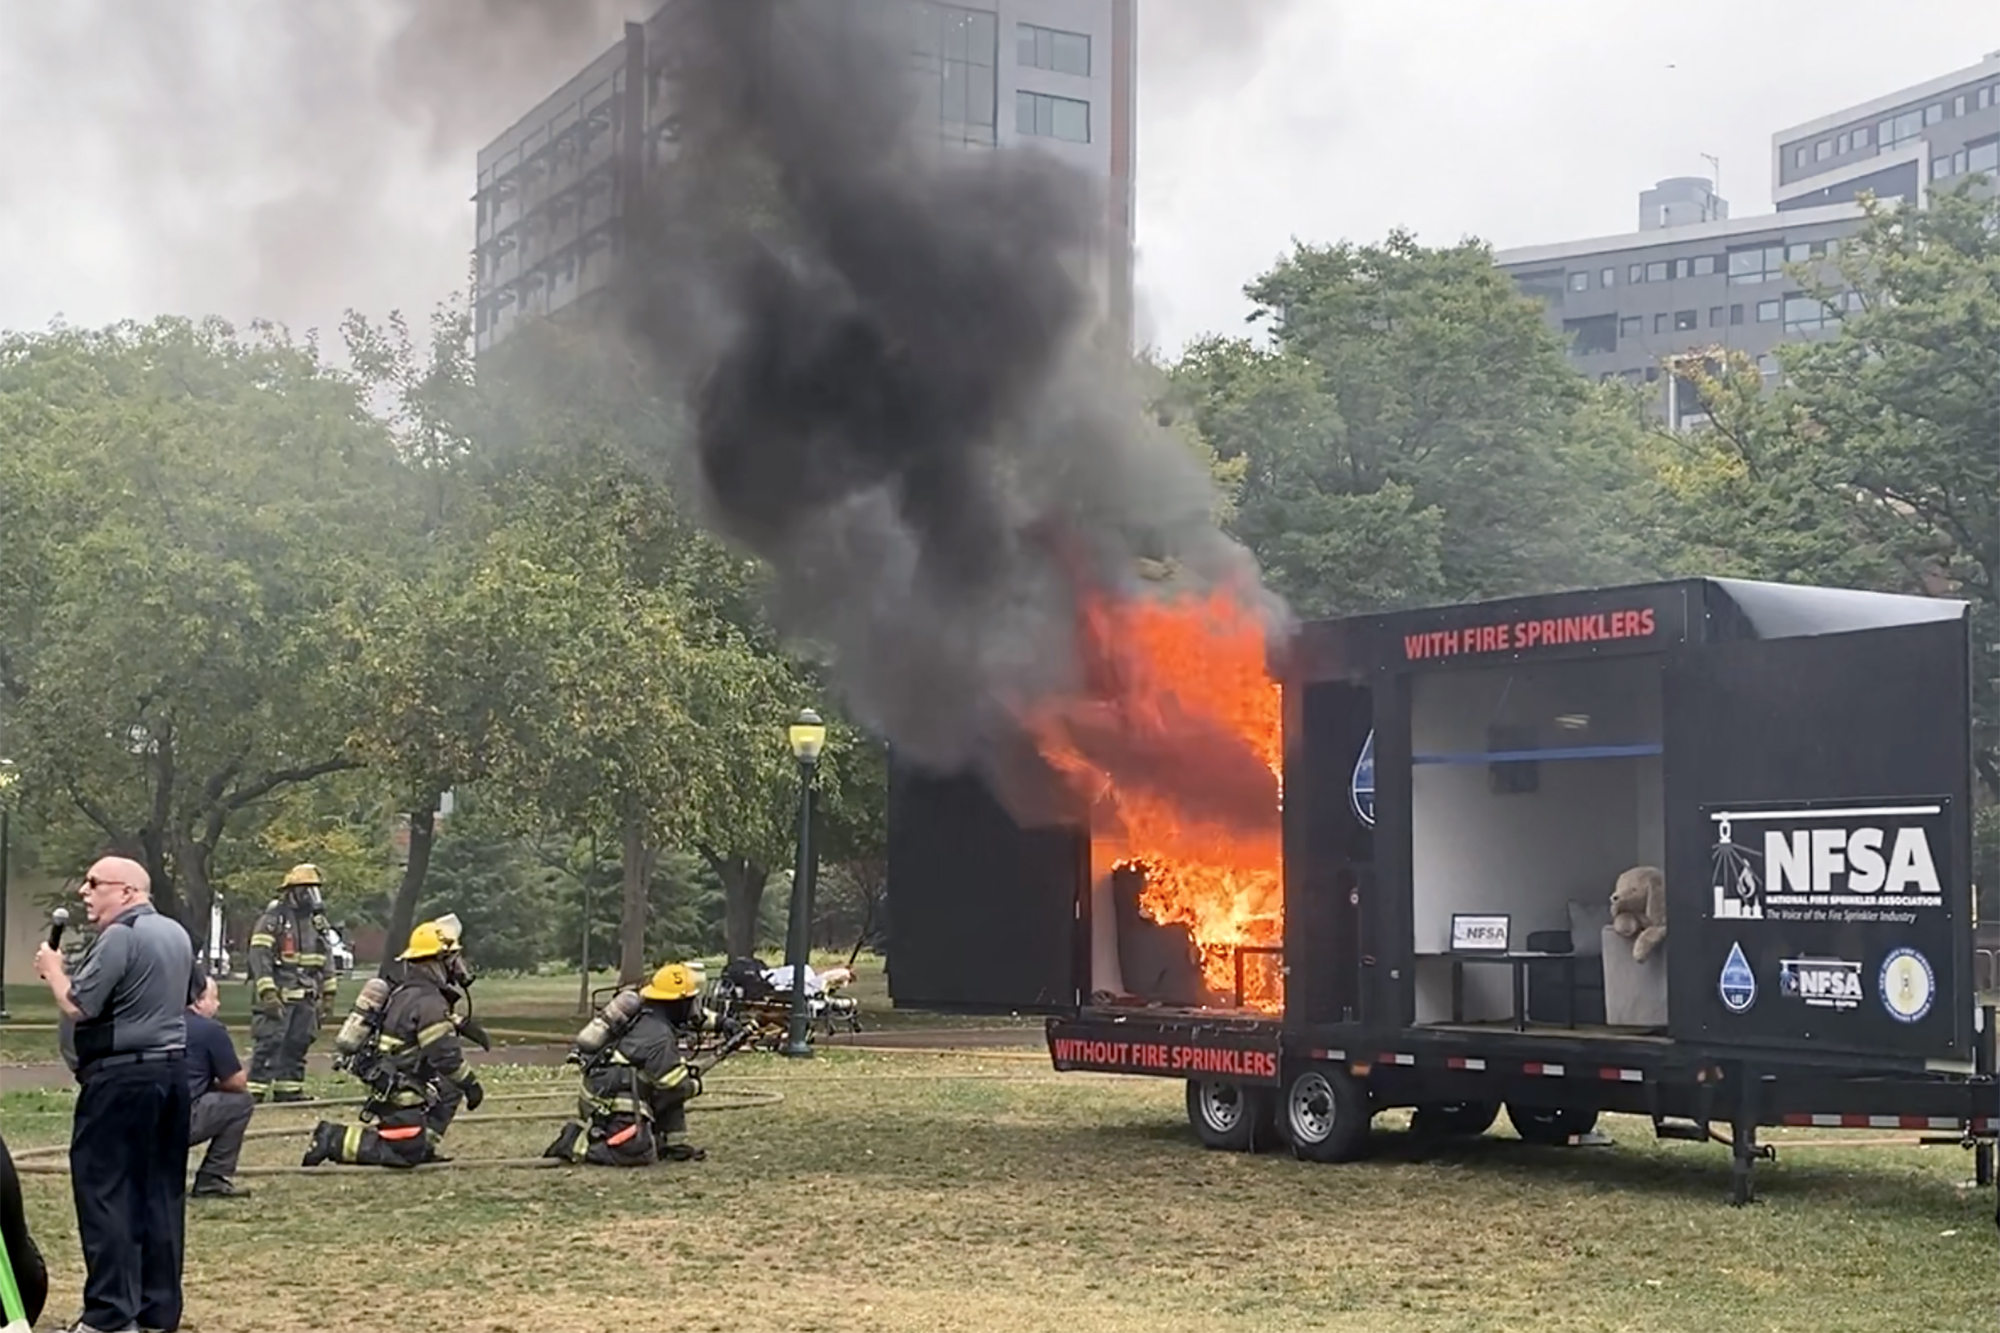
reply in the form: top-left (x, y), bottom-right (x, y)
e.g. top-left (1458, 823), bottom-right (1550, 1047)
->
top-left (1022, 581), bottom-right (1285, 1011)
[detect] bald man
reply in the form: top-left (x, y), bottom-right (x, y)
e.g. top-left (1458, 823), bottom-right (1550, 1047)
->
top-left (37, 855), bottom-right (195, 1333)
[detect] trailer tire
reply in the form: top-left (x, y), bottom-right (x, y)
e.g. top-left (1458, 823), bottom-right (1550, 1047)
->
top-left (1280, 1064), bottom-right (1370, 1163)
top-left (1505, 1102), bottom-right (1599, 1146)
top-left (1409, 1099), bottom-right (1499, 1138)
top-left (1185, 1079), bottom-right (1275, 1153)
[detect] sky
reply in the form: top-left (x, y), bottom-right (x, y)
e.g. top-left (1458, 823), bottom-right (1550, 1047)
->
top-left (0, 0), bottom-right (1992, 360)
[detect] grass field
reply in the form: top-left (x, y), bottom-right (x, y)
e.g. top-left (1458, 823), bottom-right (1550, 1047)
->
top-left (3, 1044), bottom-right (1998, 1332)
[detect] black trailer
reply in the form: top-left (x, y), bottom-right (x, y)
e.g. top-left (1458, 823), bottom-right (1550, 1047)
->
top-left (885, 576), bottom-right (1999, 1203)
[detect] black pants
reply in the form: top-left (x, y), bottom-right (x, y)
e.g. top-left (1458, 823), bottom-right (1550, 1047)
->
top-left (0, 1129), bottom-right (48, 1327)
top-left (72, 1058), bottom-right (191, 1332)
top-left (247, 999), bottom-right (317, 1099)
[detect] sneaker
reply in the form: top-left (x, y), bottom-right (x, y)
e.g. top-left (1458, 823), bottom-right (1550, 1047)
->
top-left (63, 1319), bottom-right (140, 1332)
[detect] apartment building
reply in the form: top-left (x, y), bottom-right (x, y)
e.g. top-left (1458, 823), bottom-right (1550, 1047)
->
top-left (472, 0), bottom-right (1135, 357)
top-left (1498, 48), bottom-right (2000, 422)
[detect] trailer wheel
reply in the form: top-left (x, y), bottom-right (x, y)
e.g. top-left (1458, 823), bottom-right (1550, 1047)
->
top-left (1505, 1102), bottom-right (1599, 1145)
top-left (1409, 1099), bottom-right (1499, 1138)
top-left (1185, 1079), bottom-right (1275, 1152)
top-left (1280, 1064), bottom-right (1370, 1162)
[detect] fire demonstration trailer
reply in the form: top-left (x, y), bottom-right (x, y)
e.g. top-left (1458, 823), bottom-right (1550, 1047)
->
top-left (885, 576), bottom-right (1999, 1204)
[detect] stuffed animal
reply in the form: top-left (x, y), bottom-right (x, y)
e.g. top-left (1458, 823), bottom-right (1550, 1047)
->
top-left (1610, 865), bottom-right (1667, 963)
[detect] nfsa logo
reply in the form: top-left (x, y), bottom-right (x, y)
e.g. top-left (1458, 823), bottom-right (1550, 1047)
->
top-left (1779, 957), bottom-right (1862, 1011)
top-left (1710, 803), bottom-right (1950, 922)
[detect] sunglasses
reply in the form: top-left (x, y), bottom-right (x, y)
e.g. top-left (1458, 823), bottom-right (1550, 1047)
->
top-left (81, 876), bottom-right (133, 892)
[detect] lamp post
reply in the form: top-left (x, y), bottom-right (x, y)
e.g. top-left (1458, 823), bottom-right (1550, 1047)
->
top-left (0, 759), bottom-right (16, 1022)
top-left (782, 708), bottom-right (827, 1058)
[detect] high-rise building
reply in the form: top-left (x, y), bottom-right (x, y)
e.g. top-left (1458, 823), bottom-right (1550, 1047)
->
top-left (473, 0), bottom-right (1136, 358)
top-left (1496, 49), bottom-right (2000, 424)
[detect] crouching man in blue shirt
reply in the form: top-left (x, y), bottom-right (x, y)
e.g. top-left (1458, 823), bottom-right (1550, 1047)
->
top-left (185, 966), bottom-right (252, 1199)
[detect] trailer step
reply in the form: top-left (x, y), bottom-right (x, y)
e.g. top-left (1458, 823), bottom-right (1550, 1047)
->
top-left (1653, 1117), bottom-right (1720, 1144)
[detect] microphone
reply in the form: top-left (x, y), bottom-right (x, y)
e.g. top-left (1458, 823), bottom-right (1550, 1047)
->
top-left (47, 907), bottom-right (69, 950)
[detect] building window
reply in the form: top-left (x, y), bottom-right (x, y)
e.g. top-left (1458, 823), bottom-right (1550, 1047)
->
top-left (1794, 145), bottom-right (1809, 168)
top-left (1568, 271), bottom-right (1590, 292)
top-left (1564, 314), bottom-right (1618, 356)
top-left (1653, 312), bottom-right (1670, 334)
top-left (1925, 103), bottom-right (1944, 125)
top-left (1756, 299), bottom-right (1780, 322)
top-left (1628, 263), bottom-right (1644, 283)
top-left (1782, 293), bottom-right (1848, 334)
top-left (1646, 260), bottom-right (1669, 282)
top-left (1816, 139), bottom-right (1833, 162)
top-left (1836, 132), bottom-right (1850, 155)
top-left (1709, 306), bottom-right (1725, 327)
top-left (1880, 110), bottom-right (1922, 147)
top-left (1619, 316), bottom-right (1642, 338)
top-left (1730, 303), bottom-right (1745, 325)
top-left (1693, 254), bottom-right (1716, 276)
top-left (918, 4), bottom-right (1000, 145)
top-left (1954, 94), bottom-right (1966, 117)
top-left (1982, 87), bottom-right (1993, 110)
top-left (1017, 90), bottom-right (1090, 142)
top-left (1727, 245), bottom-right (1786, 285)
top-left (1018, 22), bottom-right (1091, 76)
top-left (1855, 124), bottom-right (1872, 148)
top-left (1601, 267), bottom-right (1616, 288)
top-left (1674, 309), bottom-right (1697, 331)
top-left (1969, 138), bottom-right (1999, 175)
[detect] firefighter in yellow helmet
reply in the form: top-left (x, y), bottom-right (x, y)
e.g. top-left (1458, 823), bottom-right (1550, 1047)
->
top-left (302, 917), bottom-right (485, 1169)
top-left (542, 961), bottom-right (744, 1166)
top-left (244, 862), bottom-right (339, 1101)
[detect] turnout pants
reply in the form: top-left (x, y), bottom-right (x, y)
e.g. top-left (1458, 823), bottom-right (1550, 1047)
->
top-left (247, 998), bottom-right (318, 1100)
top-left (544, 1082), bottom-right (694, 1167)
top-left (0, 1128), bottom-right (49, 1329)
top-left (189, 1089), bottom-right (254, 1190)
top-left (307, 1079), bottom-right (462, 1169)
top-left (72, 1056), bottom-right (191, 1333)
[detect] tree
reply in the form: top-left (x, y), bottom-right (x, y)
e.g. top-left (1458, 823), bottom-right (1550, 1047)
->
top-left (1166, 231), bottom-right (1661, 617)
top-left (1660, 183), bottom-right (2000, 802)
top-left (0, 317), bottom-right (402, 929)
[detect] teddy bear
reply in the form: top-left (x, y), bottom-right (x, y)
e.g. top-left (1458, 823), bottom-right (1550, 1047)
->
top-left (1610, 865), bottom-right (1667, 963)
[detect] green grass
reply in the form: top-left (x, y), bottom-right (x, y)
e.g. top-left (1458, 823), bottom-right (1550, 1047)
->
top-left (0, 951), bottom-right (1033, 1063)
top-left (4, 1050), bottom-right (1997, 1331)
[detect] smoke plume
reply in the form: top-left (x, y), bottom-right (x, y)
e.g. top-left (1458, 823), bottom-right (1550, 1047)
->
top-left (613, 0), bottom-right (1287, 819)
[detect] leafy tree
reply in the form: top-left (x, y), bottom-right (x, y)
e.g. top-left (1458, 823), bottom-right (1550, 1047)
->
top-left (0, 317), bottom-right (403, 929)
top-left (1660, 182), bottom-right (2000, 833)
top-left (1167, 231), bottom-right (1661, 617)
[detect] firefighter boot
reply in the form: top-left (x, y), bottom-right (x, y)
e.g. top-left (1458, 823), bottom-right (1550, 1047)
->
top-left (542, 1121), bottom-right (584, 1162)
top-left (302, 1122), bottom-right (342, 1167)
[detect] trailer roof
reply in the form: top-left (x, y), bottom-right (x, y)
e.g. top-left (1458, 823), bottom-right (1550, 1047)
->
top-left (1284, 576), bottom-right (1966, 681)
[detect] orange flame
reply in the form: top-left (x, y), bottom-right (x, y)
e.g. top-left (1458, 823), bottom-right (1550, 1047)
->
top-left (1022, 582), bottom-right (1285, 1011)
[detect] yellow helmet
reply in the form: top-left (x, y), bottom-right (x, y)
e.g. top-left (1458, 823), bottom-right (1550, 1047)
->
top-left (281, 863), bottom-right (323, 888)
top-left (399, 920), bottom-right (454, 961)
top-left (640, 963), bottom-right (700, 1002)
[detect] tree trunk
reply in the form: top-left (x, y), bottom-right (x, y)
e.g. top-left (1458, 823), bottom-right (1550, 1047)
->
top-left (136, 829), bottom-right (181, 925)
top-left (618, 816), bottom-right (656, 986)
top-left (382, 792), bottom-right (442, 974)
top-left (171, 832), bottom-right (216, 948)
top-left (720, 858), bottom-right (770, 959)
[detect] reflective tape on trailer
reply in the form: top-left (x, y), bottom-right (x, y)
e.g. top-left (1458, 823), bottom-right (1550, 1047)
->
top-left (1378, 1052), bottom-right (1416, 1066)
top-left (1307, 1048), bottom-right (1346, 1062)
top-left (1522, 1062), bottom-right (1566, 1077)
top-left (1445, 1056), bottom-right (1486, 1071)
top-left (1780, 1114), bottom-right (1969, 1130)
top-left (1597, 1067), bottom-right (1645, 1083)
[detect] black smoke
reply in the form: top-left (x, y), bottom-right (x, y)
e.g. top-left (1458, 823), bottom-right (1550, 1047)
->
top-left (613, 0), bottom-right (1287, 822)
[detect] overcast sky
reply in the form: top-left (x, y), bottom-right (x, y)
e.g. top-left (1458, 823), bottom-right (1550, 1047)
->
top-left (0, 1), bottom-right (1992, 359)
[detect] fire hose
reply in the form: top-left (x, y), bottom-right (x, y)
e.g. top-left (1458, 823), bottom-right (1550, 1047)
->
top-left (8, 1084), bottom-right (785, 1177)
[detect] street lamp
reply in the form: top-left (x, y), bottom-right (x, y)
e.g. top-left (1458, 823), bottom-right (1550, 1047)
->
top-left (782, 708), bottom-right (828, 1058)
top-left (0, 759), bottom-right (16, 1022)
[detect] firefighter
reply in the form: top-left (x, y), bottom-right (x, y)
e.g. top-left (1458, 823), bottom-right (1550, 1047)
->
top-left (301, 918), bottom-right (485, 1169)
top-left (245, 862), bottom-right (339, 1102)
top-left (542, 962), bottom-right (742, 1166)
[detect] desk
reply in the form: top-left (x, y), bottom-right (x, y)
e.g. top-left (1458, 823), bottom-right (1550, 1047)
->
top-left (1450, 951), bottom-right (1577, 1031)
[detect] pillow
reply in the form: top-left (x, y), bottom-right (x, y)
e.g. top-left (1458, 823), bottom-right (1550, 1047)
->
top-left (1568, 898), bottom-right (1606, 956)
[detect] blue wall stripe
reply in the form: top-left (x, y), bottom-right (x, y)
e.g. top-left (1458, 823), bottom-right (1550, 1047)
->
top-left (1411, 743), bottom-right (1664, 766)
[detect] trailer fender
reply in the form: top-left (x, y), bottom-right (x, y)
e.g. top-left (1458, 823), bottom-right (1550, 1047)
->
top-left (1280, 1062), bottom-right (1370, 1163)
top-left (1185, 1078), bottom-right (1278, 1153)
top-left (1506, 1102), bottom-right (1601, 1146)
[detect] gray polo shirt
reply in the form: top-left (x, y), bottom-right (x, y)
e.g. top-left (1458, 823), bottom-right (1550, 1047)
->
top-left (62, 901), bottom-right (193, 1074)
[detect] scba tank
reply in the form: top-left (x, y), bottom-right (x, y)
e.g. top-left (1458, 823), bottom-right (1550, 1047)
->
top-left (574, 989), bottom-right (645, 1057)
top-left (334, 975), bottom-right (394, 1056)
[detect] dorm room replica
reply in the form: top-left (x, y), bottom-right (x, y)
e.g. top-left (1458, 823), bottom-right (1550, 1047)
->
top-left (885, 577), bottom-right (1993, 1205)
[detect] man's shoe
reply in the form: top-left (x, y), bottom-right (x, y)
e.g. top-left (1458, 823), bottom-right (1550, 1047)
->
top-left (192, 1176), bottom-right (248, 1198)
